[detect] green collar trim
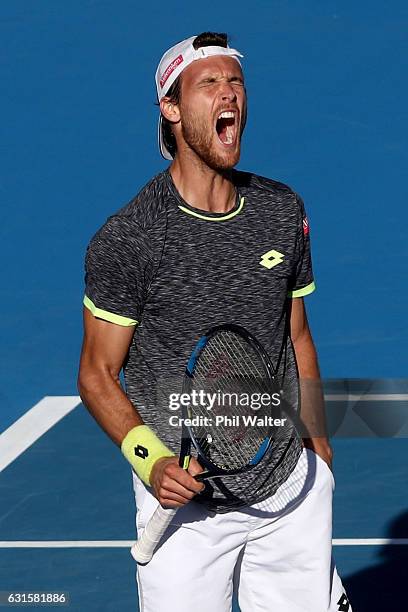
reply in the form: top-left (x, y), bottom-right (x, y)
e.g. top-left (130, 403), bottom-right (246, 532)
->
top-left (177, 196), bottom-right (245, 221)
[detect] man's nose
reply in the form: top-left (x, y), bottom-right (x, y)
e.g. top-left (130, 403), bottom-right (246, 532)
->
top-left (219, 82), bottom-right (237, 102)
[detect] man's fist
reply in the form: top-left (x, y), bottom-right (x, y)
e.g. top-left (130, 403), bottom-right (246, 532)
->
top-left (150, 456), bottom-right (205, 508)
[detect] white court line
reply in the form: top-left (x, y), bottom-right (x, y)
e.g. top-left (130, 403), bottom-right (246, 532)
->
top-left (0, 538), bottom-right (408, 548)
top-left (0, 539), bottom-right (407, 548)
top-left (325, 394), bottom-right (408, 401)
top-left (0, 397), bottom-right (82, 472)
top-left (334, 538), bottom-right (408, 545)
top-left (0, 541), bottom-right (134, 548)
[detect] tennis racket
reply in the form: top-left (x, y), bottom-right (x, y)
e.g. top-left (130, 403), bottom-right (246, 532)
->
top-left (131, 323), bottom-right (299, 564)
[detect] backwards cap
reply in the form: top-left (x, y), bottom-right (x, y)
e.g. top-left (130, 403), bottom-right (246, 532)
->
top-left (155, 35), bottom-right (244, 160)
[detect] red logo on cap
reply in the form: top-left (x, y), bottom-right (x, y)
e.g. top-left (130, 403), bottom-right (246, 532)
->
top-left (303, 217), bottom-right (310, 235)
top-left (160, 54), bottom-right (184, 88)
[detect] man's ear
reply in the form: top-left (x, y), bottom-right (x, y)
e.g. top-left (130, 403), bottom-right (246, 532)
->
top-left (160, 97), bottom-right (181, 124)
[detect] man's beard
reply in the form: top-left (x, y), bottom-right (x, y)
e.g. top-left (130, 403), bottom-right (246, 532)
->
top-left (180, 105), bottom-right (246, 171)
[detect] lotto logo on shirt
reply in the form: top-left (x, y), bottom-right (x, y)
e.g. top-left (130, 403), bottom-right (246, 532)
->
top-left (303, 217), bottom-right (310, 235)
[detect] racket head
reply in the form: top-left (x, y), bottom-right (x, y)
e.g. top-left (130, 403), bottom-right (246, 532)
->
top-left (181, 324), bottom-right (287, 476)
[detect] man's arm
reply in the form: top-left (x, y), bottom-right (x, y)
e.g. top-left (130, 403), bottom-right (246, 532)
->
top-left (78, 307), bottom-right (141, 443)
top-left (289, 297), bottom-right (333, 468)
top-left (77, 307), bottom-right (203, 505)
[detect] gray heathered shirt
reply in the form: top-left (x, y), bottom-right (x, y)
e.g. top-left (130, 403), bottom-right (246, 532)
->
top-left (84, 168), bottom-right (315, 512)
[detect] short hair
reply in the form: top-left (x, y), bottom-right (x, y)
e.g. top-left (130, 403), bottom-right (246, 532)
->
top-left (161, 32), bottom-right (229, 158)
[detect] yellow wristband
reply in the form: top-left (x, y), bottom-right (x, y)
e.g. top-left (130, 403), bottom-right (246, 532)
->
top-left (121, 425), bottom-right (175, 486)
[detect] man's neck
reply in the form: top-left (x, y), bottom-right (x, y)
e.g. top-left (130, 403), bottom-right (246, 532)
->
top-left (169, 153), bottom-right (236, 214)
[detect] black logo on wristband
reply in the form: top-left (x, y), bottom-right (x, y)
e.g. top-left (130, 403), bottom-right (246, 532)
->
top-left (134, 445), bottom-right (149, 460)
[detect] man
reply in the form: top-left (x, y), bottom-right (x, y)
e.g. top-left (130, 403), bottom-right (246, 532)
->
top-left (78, 32), bottom-right (351, 611)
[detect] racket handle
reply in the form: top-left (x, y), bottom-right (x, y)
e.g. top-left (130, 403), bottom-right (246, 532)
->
top-left (131, 505), bottom-right (178, 564)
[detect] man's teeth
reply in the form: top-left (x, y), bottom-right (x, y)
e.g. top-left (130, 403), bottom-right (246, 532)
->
top-left (216, 111), bottom-right (236, 144)
top-left (218, 111), bottom-right (235, 119)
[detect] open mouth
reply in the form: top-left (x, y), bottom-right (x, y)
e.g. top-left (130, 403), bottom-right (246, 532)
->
top-left (215, 111), bottom-right (237, 146)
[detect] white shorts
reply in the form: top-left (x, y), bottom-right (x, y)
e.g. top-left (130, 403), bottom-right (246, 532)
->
top-left (133, 447), bottom-right (352, 612)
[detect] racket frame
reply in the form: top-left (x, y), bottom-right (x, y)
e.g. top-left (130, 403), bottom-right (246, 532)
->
top-left (179, 323), bottom-right (278, 480)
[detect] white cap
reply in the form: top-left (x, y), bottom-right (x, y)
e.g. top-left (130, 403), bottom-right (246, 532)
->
top-left (155, 35), bottom-right (244, 160)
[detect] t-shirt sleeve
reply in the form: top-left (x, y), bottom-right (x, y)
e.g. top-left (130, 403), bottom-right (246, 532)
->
top-left (287, 194), bottom-right (316, 298)
top-left (83, 215), bottom-right (152, 326)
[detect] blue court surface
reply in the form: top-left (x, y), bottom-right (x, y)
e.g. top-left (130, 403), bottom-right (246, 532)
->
top-left (1, 1), bottom-right (407, 610)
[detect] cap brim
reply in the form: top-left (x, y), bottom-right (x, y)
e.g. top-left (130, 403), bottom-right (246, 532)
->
top-left (158, 115), bottom-right (174, 161)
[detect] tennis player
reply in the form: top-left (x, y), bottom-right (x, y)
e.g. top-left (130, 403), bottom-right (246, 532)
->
top-left (78, 32), bottom-right (352, 611)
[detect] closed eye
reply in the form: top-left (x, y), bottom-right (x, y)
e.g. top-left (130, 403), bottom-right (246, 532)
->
top-left (198, 76), bottom-right (245, 87)
top-left (199, 77), bottom-right (218, 86)
top-left (229, 77), bottom-right (245, 86)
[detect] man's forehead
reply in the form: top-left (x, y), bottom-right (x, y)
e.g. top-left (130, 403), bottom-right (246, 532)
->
top-left (182, 55), bottom-right (244, 82)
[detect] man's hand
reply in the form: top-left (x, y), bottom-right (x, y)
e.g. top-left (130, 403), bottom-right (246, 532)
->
top-left (303, 437), bottom-right (333, 470)
top-left (150, 456), bottom-right (205, 508)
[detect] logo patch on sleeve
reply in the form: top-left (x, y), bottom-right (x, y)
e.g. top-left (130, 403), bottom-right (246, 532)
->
top-left (303, 217), bottom-right (310, 235)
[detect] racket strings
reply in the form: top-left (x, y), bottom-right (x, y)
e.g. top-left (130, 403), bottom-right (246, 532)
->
top-left (189, 330), bottom-right (284, 470)
top-left (194, 334), bottom-right (268, 412)
top-left (196, 333), bottom-right (270, 400)
top-left (211, 333), bottom-right (268, 382)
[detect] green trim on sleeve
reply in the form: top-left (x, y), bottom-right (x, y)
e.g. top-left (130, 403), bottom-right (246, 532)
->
top-left (178, 197), bottom-right (245, 221)
top-left (287, 281), bottom-right (316, 299)
top-left (83, 295), bottom-right (139, 327)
